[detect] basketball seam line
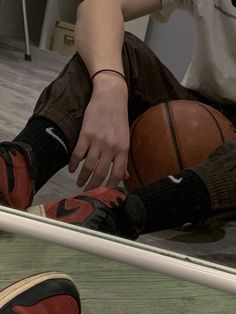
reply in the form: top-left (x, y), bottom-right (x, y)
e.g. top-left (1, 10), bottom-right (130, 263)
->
top-left (165, 101), bottom-right (184, 170)
top-left (129, 115), bottom-right (145, 186)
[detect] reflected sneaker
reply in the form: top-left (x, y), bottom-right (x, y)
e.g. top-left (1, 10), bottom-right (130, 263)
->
top-left (0, 272), bottom-right (81, 314)
top-left (0, 142), bottom-right (36, 209)
top-left (27, 187), bottom-right (147, 240)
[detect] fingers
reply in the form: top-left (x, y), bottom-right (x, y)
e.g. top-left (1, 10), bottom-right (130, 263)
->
top-left (124, 170), bottom-right (130, 180)
top-left (69, 135), bottom-right (89, 173)
top-left (106, 153), bottom-right (127, 187)
top-left (82, 151), bottom-right (128, 191)
top-left (84, 151), bottom-right (113, 191)
top-left (76, 145), bottom-right (100, 187)
top-left (84, 152), bottom-right (128, 191)
top-left (70, 135), bottom-right (128, 190)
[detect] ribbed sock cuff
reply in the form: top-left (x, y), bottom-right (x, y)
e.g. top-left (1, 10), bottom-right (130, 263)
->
top-left (190, 157), bottom-right (236, 211)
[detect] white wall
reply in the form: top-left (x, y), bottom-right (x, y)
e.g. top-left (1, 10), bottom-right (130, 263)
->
top-left (57, 0), bottom-right (79, 23)
top-left (125, 16), bottom-right (149, 41)
top-left (145, 10), bottom-right (197, 81)
top-left (0, 0), bottom-right (47, 45)
top-left (0, 0), bottom-right (22, 36)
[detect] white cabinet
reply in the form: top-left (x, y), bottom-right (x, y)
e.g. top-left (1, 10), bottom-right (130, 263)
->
top-left (39, 0), bottom-right (79, 49)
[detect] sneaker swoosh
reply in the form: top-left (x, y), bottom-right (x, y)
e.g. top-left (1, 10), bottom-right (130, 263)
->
top-left (168, 175), bottom-right (183, 184)
top-left (57, 199), bottom-right (80, 218)
top-left (45, 127), bottom-right (68, 153)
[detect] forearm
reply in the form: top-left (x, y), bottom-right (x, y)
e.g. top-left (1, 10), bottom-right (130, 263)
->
top-left (76, 0), bottom-right (125, 77)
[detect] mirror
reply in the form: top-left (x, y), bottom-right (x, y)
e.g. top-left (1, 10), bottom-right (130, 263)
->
top-left (0, 204), bottom-right (236, 294)
top-left (0, 219), bottom-right (235, 313)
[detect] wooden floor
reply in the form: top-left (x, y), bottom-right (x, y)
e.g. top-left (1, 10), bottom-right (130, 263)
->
top-left (0, 37), bottom-right (235, 313)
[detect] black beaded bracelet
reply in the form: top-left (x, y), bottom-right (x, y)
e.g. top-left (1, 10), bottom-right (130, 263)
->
top-left (91, 69), bottom-right (127, 85)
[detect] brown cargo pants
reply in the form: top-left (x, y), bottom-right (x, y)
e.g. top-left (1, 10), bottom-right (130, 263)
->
top-left (31, 32), bottom-right (236, 219)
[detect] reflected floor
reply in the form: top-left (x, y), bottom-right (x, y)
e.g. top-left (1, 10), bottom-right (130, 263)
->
top-left (0, 233), bottom-right (235, 314)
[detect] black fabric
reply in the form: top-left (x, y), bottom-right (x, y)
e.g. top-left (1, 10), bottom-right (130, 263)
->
top-left (132, 170), bottom-right (211, 233)
top-left (14, 117), bottom-right (70, 191)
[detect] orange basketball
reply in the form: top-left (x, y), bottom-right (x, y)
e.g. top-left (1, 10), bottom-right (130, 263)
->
top-left (125, 100), bottom-right (236, 189)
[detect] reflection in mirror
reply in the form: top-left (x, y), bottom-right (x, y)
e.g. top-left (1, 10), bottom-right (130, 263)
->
top-left (0, 232), bottom-right (235, 313)
top-left (0, 0), bottom-right (236, 296)
top-left (1, 205), bottom-right (236, 294)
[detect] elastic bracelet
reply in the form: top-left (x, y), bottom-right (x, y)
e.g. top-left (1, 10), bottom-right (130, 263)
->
top-left (91, 69), bottom-right (127, 85)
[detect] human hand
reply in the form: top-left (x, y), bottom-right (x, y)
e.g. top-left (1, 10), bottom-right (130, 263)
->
top-left (69, 74), bottom-right (130, 191)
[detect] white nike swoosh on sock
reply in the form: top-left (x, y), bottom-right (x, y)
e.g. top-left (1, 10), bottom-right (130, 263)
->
top-left (168, 175), bottom-right (183, 184)
top-left (45, 127), bottom-right (68, 153)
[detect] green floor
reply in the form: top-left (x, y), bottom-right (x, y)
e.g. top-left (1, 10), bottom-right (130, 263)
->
top-left (0, 233), bottom-right (234, 314)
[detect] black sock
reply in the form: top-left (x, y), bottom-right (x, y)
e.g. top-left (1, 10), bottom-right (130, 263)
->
top-left (131, 170), bottom-right (211, 233)
top-left (14, 117), bottom-right (71, 191)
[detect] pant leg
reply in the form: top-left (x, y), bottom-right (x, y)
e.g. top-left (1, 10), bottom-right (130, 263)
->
top-left (31, 51), bottom-right (92, 152)
top-left (31, 32), bottom-right (193, 152)
top-left (190, 138), bottom-right (236, 222)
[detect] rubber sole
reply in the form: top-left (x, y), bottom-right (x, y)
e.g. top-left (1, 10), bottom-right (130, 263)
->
top-left (27, 204), bottom-right (46, 217)
top-left (0, 272), bottom-right (75, 308)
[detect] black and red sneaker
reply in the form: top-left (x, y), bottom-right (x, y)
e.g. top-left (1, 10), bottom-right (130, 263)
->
top-left (0, 272), bottom-right (81, 314)
top-left (0, 141), bottom-right (36, 209)
top-left (27, 187), bottom-right (147, 240)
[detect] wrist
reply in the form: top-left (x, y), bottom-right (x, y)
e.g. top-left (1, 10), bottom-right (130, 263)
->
top-left (92, 71), bottom-right (128, 92)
